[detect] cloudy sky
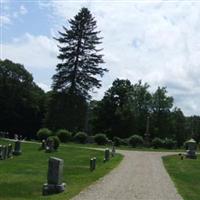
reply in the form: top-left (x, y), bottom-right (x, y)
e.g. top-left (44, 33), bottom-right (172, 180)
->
top-left (1, 0), bottom-right (200, 116)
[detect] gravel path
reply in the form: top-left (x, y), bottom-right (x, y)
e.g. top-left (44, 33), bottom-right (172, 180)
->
top-left (72, 150), bottom-right (183, 200)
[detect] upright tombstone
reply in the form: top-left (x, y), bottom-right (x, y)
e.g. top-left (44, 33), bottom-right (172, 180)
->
top-left (111, 145), bottom-right (116, 157)
top-left (0, 145), bottom-right (2, 160)
top-left (13, 140), bottom-right (22, 155)
top-left (185, 138), bottom-right (197, 159)
top-left (7, 144), bottom-right (13, 158)
top-left (2, 145), bottom-right (7, 160)
top-left (104, 148), bottom-right (110, 162)
top-left (43, 157), bottom-right (66, 195)
top-left (46, 139), bottom-right (54, 153)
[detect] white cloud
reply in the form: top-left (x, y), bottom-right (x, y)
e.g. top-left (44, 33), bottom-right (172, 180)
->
top-left (1, 33), bottom-right (58, 69)
top-left (37, 82), bottom-right (51, 92)
top-left (19, 5), bottom-right (28, 15)
top-left (0, 15), bottom-right (11, 26)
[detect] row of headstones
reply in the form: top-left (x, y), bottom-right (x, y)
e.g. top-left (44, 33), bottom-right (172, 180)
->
top-left (0, 141), bottom-right (22, 160)
top-left (42, 146), bottom-right (116, 196)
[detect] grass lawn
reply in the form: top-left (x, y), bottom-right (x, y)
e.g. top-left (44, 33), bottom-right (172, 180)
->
top-left (163, 154), bottom-right (200, 200)
top-left (0, 139), bottom-right (123, 200)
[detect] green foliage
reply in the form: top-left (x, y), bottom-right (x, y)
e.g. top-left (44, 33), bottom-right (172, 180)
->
top-left (94, 133), bottom-right (108, 145)
top-left (113, 136), bottom-right (122, 146)
top-left (47, 135), bottom-right (60, 150)
top-left (0, 59), bottom-right (45, 139)
top-left (152, 137), bottom-right (164, 149)
top-left (36, 128), bottom-right (52, 141)
top-left (163, 138), bottom-right (177, 149)
top-left (0, 139), bottom-right (122, 200)
top-left (52, 7), bottom-right (107, 98)
top-left (129, 135), bottom-right (144, 147)
top-left (74, 132), bottom-right (87, 144)
top-left (56, 129), bottom-right (72, 143)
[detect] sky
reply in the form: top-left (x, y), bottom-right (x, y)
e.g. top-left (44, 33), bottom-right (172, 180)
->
top-left (1, 0), bottom-right (200, 116)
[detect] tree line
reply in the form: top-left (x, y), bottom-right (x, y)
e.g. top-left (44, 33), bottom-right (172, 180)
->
top-left (0, 7), bottom-right (199, 146)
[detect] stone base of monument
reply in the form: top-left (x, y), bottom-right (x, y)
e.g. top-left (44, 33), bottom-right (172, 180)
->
top-left (186, 150), bottom-right (197, 159)
top-left (42, 183), bottom-right (66, 195)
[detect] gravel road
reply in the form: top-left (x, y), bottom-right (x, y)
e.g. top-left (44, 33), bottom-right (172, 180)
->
top-left (71, 150), bottom-right (183, 200)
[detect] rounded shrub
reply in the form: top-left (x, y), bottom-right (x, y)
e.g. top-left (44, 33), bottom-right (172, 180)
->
top-left (74, 132), bottom-right (87, 144)
top-left (129, 135), bottom-right (144, 147)
top-left (56, 129), bottom-right (71, 143)
top-left (37, 128), bottom-right (52, 141)
top-left (113, 137), bottom-right (122, 146)
top-left (47, 136), bottom-right (60, 150)
top-left (164, 138), bottom-right (176, 149)
top-left (152, 137), bottom-right (164, 149)
top-left (94, 134), bottom-right (108, 145)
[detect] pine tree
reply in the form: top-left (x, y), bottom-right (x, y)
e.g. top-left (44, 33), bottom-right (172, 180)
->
top-left (52, 7), bottom-right (108, 99)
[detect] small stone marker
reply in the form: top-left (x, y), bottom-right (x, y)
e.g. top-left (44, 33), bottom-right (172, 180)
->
top-left (90, 158), bottom-right (94, 171)
top-left (7, 144), bottom-right (13, 158)
top-left (0, 145), bottom-right (2, 160)
top-left (104, 148), bottom-right (110, 162)
top-left (2, 145), bottom-right (6, 160)
top-left (111, 145), bottom-right (116, 157)
top-left (93, 157), bottom-right (96, 170)
top-left (13, 140), bottom-right (22, 155)
top-left (43, 157), bottom-right (66, 195)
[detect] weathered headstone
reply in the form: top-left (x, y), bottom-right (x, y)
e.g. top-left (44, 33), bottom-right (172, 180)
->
top-left (13, 140), bottom-right (22, 155)
top-left (90, 158), bottom-right (94, 171)
top-left (43, 157), bottom-right (66, 195)
top-left (2, 145), bottom-right (6, 160)
top-left (93, 157), bottom-right (96, 170)
top-left (46, 139), bottom-right (54, 153)
top-left (0, 145), bottom-right (2, 160)
top-left (104, 148), bottom-right (110, 162)
top-left (7, 144), bottom-right (13, 158)
top-left (185, 138), bottom-right (197, 159)
top-left (111, 145), bottom-right (116, 157)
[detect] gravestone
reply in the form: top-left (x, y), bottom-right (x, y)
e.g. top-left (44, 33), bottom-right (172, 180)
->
top-left (0, 145), bottom-right (2, 160)
top-left (185, 138), bottom-right (197, 159)
top-left (7, 144), bottom-right (13, 158)
top-left (13, 140), bottom-right (22, 155)
top-left (93, 157), bottom-right (96, 170)
top-left (46, 139), bottom-right (54, 153)
top-left (90, 158), bottom-right (94, 171)
top-left (43, 157), bottom-right (66, 195)
top-left (4, 146), bottom-right (8, 159)
top-left (104, 148), bottom-right (110, 162)
top-left (2, 145), bottom-right (6, 160)
top-left (111, 145), bottom-right (116, 157)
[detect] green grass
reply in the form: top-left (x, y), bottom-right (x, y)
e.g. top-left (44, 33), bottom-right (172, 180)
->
top-left (0, 139), bottom-right (123, 200)
top-left (163, 155), bottom-right (200, 200)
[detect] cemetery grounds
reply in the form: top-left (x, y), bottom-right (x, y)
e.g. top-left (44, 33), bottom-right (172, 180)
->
top-left (0, 139), bottom-right (122, 200)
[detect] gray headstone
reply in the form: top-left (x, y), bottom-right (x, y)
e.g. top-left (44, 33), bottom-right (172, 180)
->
top-left (2, 145), bottom-right (6, 160)
top-left (0, 145), bottom-right (2, 160)
top-left (7, 144), bottom-right (13, 158)
top-left (42, 157), bottom-right (65, 195)
top-left (13, 140), bottom-right (22, 155)
top-left (111, 145), bottom-right (116, 157)
top-left (104, 148), bottom-right (110, 162)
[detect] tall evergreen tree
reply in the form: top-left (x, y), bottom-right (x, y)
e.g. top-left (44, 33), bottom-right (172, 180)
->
top-left (52, 7), bottom-right (107, 98)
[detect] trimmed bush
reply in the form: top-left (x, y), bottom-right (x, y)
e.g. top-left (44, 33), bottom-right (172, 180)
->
top-left (129, 135), bottom-right (144, 147)
top-left (56, 129), bottom-right (71, 143)
top-left (113, 137), bottom-right (122, 146)
top-left (94, 134), bottom-right (108, 145)
top-left (164, 138), bottom-right (177, 149)
top-left (74, 132), bottom-right (87, 144)
top-left (47, 136), bottom-right (60, 150)
top-left (152, 137), bottom-right (164, 149)
top-left (121, 138), bottom-right (129, 146)
top-left (37, 128), bottom-right (52, 141)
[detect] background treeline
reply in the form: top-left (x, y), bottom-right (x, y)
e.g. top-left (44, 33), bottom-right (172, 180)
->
top-left (0, 59), bottom-right (200, 146)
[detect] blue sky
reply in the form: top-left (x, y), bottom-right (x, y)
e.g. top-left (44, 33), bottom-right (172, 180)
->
top-left (1, 0), bottom-right (200, 116)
